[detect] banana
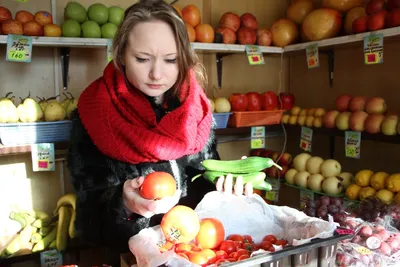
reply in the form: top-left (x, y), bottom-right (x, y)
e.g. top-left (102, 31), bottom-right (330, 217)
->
top-left (68, 206), bottom-right (76, 239)
top-left (32, 227), bottom-right (57, 252)
top-left (20, 225), bottom-right (37, 244)
top-left (54, 193), bottom-right (77, 215)
top-left (30, 211), bottom-right (51, 228)
top-left (3, 235), bottom-right (21, 256)
top-left (49, 239), bottom-right (56, 249)
top-left (56, 206), bottom-right (71, 252)
top-left (30, 232), bottom-right (43, 243)
top-left (9, 212), bottom-right (35, 228)
top-left (39, 225), bottom-right (53, 236)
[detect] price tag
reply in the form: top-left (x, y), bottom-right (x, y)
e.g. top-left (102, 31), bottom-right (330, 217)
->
top-left (300, 126), bottom-right (313, 152)
top-left (6, 34), bottom-right (32, 62)
top-left (336, 228), bottom-right (355, 235)
top-left (31, 143), bottom-right (55, 172)
top-left (355, 246), bottom-right (372, 255)
top-left (107, 39), bottom-right (113, 63)
top-left (40, 249), bottom-right (62, 267)
top-left (251, 126), bottom-right (265, 149)
top-left (14, 0), bottom-right (28, 2)
top-left (299, 190), bottom-right (314, 210)
top-left (306, 43), bottom-right (320, 68)
top-left (364, 33), bottom-right (383, 65)
top-left (345, 131), bottom-right (361, 159)
top-left (265, 191), bottom-right (279, 202)
top-left (245, 45), bottom-right (264, 65)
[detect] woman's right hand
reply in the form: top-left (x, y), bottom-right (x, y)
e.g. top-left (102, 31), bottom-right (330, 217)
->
top-left (123, 177), bottom-right (181, 218)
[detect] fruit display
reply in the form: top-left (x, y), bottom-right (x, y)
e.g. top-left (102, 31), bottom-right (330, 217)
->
top-left (354, 196), bottom-right (391, 222)
top-left (0, 193), bottom-right (77, 258)
top-left (0, 92), bottom-right (78, 123)
top-left (227, 92), bottom-right (294, 112)
top-left (250, 149), bottom-right (293, 179)
top-left (207, 96), bottom-right (231, 113)
top-left (284, 153), bottom-right (353, 196)
top-left (282, 106), bottom-right (326, 127)
top-left (62, 2), bottom-right (124, 39)
top-left (0, 6), bottom-right (61, 37)
top-left (346, 169), bottom-right (400, 205)
top-left (302, 196), bottom-right (347, 224)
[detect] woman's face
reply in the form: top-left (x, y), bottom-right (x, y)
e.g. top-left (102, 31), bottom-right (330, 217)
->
top-left (124, 20), bottom-right (179, 98)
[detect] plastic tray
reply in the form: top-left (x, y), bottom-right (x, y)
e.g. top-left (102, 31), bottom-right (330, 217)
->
top-left (228, 110), bottom-right (284, 128)
top-left (213, 112), bottom-right (232, 129)
top-left (0, 121), bottom-right (72, 145)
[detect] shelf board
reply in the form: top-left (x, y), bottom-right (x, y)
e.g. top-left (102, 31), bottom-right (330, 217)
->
top-left (284, 124), bottom-right (400, 144)
top-left (0, 142), bottom-right (69, 156)
top-left (0, 36), bottom-right (283, 53)
top-left (284, 26), bottom-right (400, 53)
top-left (215, 124), bottom-right (282, 135)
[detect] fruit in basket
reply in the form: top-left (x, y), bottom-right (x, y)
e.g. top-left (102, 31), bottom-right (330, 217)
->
top-left (381, 115), bottom-right (399, 135)
top-left (284, 168), bottom-right (297, 184)
top-left (229, 93), bottom-right (247, 112)
top-left (344, 7), bottom-right (366, 34)
top-left (364, 114), bottom-right (385, 134)
top-left (320, 159), bottom-right (341, 178)
top-left (385, 173), bottom-right (400, 192)
top-left (182, 5), bottom-right (201, 28)
top-left (355, 169), bottom-right (374, 187)
top-left (219, 12), bottom-right (240, 32)
top-left (237, 27), bottom-right (257, 45)
top-left (18, 96), bottom-right (43, 123)
top-left (293, 153), bottom-right (311, 172)
top-left (161, 205), bottom-right (200, 243)
top-left (140, 172), bottom-right (176, 200)
top-left (307, 173), bottom-right (325, 192)
top-left (23, 21), bottom-right (44, 36)
top-left (88, 3), bottom-right (109, 25)
top-left (376, 189), bottom-right (394, 205)
top-left (359, 187), bottom-right (377, 201)
top-left (207, 98), bottom-right (215, 113)
top-left (16, 11), bottom-right (34, 24)
top-left (44, 102), bottom-right (66, 122)
top-left (368, 10), bottom-right (388, 30)
top-left (366, 0), bottom-right (386, 15)
top-left (62, 20), bottom-right (81, 37)
top-left (286, 0), bottom-right (315, 25)
top-left (335, 94), bottom-right (352, 111)
top-left (369, 172), bottom-right (389, 191)
top-left (2, 20), bottom-right (23, 35)
top-left (271, 19), bottom-right (299, 47)
top-left (323, 110), bottom-right (340, 128)
top-left (261, 91), bottom-right (278, 110)
top-left (322, 176), bottom-right (344, 195)
top-left (306, 156), bottom-right (324, 174)
top-left (352, 15), bottom-right (368, 33)
top-left (0, 94), bottom-right (19, 123)
top-left (256, 28), bottom-right (272, 46)
top-left (302, 8), bottom-right (342, 41)
top-left (322, 0), bottom-right (363, 13)
top-left (294, 171), bottom-right (310, 188)
top-left (214, 97), bottom-right (231, 113)
top-left (335, 111), bottom-right (351, 130)
top-left (64, 2), bottom-right (87, 23)
top-left (195, 218), bottom-right (225, 249)
top-left (245, 92), bottom-right (262, 111)
top-left (346, 183), bottom-right (362, 200)
top-left (349, 111), bottom-right (368, 132)
top-left (338, 172), bottom-right (354, 188)
top-left (0, 6), bottom-right (12, 22)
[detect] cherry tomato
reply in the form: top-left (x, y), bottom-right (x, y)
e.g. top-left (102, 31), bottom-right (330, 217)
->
top-left (233, 240), bottom-right (243, 250)
top-left (215, 250), bottom-right (228, 260)
top-left (242, 242), bottom-right (256, 252)
top-left (243, 235), bottom-right (253, 243)
top-left (237, 254), bottom-right (250, 261)
top-left (160, 205), bottom-right (200, 244)
top-left (259, 241), bottom-right (273, 251)
top-left (235, 249), bottom-right (249, 259)
top-left (275, 239), bottom-right (288, 247)
top-left (195, 218), bottom-right (225, 249)
top-left (219, 240), bottom-right (237, 254)
top-left (140, 171), bottom-right (176, 200)
top-left (227, 234), bottom-right (244, 242)
top-left (268, 246), bottom-right (275, 252)
top-left (262, 234), bottom-right (278, 244)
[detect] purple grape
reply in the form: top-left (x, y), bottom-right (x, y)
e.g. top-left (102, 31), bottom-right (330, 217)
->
top-left (306, 199), bottom-right (316, 209)
top-left (330, 197), bottom-right (342, 207)
top-left (315, 200), bottom-right (321, 209)
top-left (320, 196), bottom-right (330, 206)
top-left (333, 212), bottom-right (347, 224)
top-left (317, 207), bottom-right (328, 218)
top-left (328, 205), bottom-right (339, 214)
top-left (305, 208), bottom-right (316, 217)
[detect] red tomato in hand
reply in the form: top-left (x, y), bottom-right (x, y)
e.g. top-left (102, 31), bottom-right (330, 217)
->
top-left (229, 93), bottom-right (248, 111)
top-left (279, 92), bottom-right (295, 110)
top-left (195, 218), bottom-right (225, 249)
top-left (261, 91), bottom-right (278, 110)
top-left (140, 171), bottom-right (176, 200)
top-left (161, 205), bottom-right (200, 244)
top-left (246, 92), bottom-right (262, 111)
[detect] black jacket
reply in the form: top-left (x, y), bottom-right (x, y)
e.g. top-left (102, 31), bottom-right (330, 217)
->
top-left (67, 97), bottom-right (219, 253)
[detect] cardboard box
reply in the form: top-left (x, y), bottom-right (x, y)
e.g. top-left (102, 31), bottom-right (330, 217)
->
top-left (120, 252), bottom-right (137, 267)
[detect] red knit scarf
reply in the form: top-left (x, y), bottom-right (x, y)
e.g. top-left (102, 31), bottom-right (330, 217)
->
top-left (77, 62), bottom-right (212, 164)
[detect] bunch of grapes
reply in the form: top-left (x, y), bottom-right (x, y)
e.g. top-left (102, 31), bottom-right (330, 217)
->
top-left (356, 196), bottom-right (391, 222)
top-left (303, 196), bottom-right (347, 224)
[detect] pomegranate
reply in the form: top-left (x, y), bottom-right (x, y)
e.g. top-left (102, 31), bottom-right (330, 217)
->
top-left (271, 19), bottom-right (299, 47)
top-left (237, 27), bottom-right (256, 45)
top-left (302, 8), bottom-right (342, 41)
top-left (215, 27), bottom-right (236, 44)
top-left (257, 28), bottom-right (272, 46)
top-left (367, 10), bottom-right (387, 31)
top-left (219, 12), bottom-right (240, 32)
top-left (322, 0), bottom-right (364, 13)
top-left (240, 13), bottom-right (258, 30)
top-left (15, 10), bottom-right (34, 24)
top-left (286, 0), bottom-right (315, 24)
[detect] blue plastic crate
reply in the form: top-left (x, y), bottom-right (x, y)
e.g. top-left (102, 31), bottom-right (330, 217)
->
top-left (213, 112), bottom-right (232, 129)
top-left (0, 120), bottom-right (72, 145)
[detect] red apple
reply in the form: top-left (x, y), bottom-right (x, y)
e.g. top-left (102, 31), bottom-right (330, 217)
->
top-left (237, 26), bottom-right (257, 45)
top-left (240, 13), bottom-right (258, 30)
top-left (271, 152), bottom-right (280, 162)
top-left (219, 12), bottom-right (241, 32)
top-left (278, 152), bottom-right (292, 165)
top-left (365, 97), bottom-right (387, 114)
top-left (366, 0), bottom-right (386, 15)
top-left (352, 16), bottom-right (368, 33)
top-left (266, 166), bottom-right (278, 178)
top-left (260, 149), bottom-right (274, 158)
top-left (0, 6), bottom-right (12, 22)
top-left (261, 91), bottom-right (278, 110)
top-left (279, 93), bottom-right (295, 110)
top-left (215, 27), bottom-right (236, 44)
top-left (367, 10), bottom-right (388, 31)
top-left (364, 114), bottom-right (385, 134)
top-left (386, 9), bottom-right (400, 28)
top-left (387, 0), bottom-right (400, 11)
top-left (246, 92), bottom-right (262, 111)
top-left (279, 165), bottom-right (289, 178)
top-left (257, 28), bottom-right (272, 46)
top-left (323, 110), bottom-right (340, 128)
top-left (229, 93), bottom-right (248, 111)
top-left (335, 94), bottom-right (353, 111)
top-left (250, 148), bottom-right (265, 156)
top-left (349, 111), bottom-right (369, 132)
top-left (349, 96), bottom-right (368, 112)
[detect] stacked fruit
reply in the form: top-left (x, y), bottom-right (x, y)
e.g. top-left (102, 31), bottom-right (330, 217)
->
top-left (282, 106), bottom-right (326, 127)
top-left (250, 149), bottom-right (293, 178)
top-left (0, 6), bottom-right (61, 37)
top-left (303, 196), bottom-right (347, 224)
top-left (0, 193), bottom-right (76, 258)
top-left (207, 96), bottom-right (231, 114)
top-left (324, 95), bottom-right (399, 135)
top-left (346, 169), bottom-right (400, 205)
top-left (228, 92), bottom-right (294, 112)
top-left (284, 153), bottom-right (353, 196)
top-left (0, 92), bottom-right (78, 123)
top-left (62, 2), bottom-right (124, 39)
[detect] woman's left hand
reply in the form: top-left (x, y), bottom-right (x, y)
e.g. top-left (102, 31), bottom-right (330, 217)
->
top-left (215, 156), bottom-right (253, 196)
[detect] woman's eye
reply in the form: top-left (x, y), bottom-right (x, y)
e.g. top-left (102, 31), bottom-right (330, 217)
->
top-left (165, 59), bottom-right (177, 64)
top-left (135, 57), bottom-right (148, 63)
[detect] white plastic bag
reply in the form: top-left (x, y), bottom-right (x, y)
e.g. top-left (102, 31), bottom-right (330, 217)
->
top-left (128, 191), bottom-right (336, 267)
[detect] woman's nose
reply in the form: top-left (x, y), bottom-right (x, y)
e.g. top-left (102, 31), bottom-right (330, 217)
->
top-left (149, 61), bottom-right (162, 80)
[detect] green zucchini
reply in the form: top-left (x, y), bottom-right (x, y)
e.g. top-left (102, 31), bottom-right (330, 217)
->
top-left (201, 157), bottom-right (281, 174)
top-left (196, 171), bottom-right (266, 184)
top-left (253, 180), bottom-right (272, 191)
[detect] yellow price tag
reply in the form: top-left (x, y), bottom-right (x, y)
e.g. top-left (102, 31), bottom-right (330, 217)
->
top-left (251, 138), bottom-right (264, 149)
top-left (363, 34), bottom-right (383, 65)
top-left (265, 191), bottom-right (277, 201)
top-left (355, 246), bottom-right (371, 255)
top-left (15, 0), bottom-right (28, 2)
top-left (247, 55), bottom-right (263, 65)
top-left (345, 146), bottom-right (356, 157)
top-left (245, 45), bottom-right (264, 65)
top-left (8, 50), bottom-right (26, 61)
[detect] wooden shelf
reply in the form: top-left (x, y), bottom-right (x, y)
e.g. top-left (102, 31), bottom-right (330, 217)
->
top-left (0, 142), bottom-right (69, 156)
top-left (215, 124), bottom-right (282, 135)
top-left (284, 124), bottom-right (400, 144)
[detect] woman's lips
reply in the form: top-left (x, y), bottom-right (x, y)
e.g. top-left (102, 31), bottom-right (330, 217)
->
top-left (146, 84), bottom-right (163, 89)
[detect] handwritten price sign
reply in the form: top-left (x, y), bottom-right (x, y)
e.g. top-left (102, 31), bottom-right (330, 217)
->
top-left (245, 45), bottom-right (264, 65)
top-left (345, 131), bottom-right (361, 158)
top-left (6, 34), bottom-right (32, 62)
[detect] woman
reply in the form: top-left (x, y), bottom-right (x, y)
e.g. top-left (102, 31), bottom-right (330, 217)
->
top-left (67, 0), bottom-right (252, 264)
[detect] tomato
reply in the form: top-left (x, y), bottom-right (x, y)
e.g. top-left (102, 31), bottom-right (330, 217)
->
top-left (229, 93), bottom-right (248, 111)
top-left (259, 241), bottom-right (273, 251)
top-left (140, 171), bottom-right (176, 200)
top-left (268, 246), bottom-right (275, 252)
top-left (242, 242), bottom-right (256, 252)
top-left (243, 235), bottom-right (253, 243)
top-left (219, 240), bottom-right (237, 254)
top-left (275, 239), bottom-right (288, 247)
top-left (189, 251), bottom-right (209, 265)
top-left (227, 234), bottom-right (244, 242)
top-left (246, 92), bottom-right (262, 111)
top-left (261, 91), bottom-right (278, 110)
top-left (161, 205), bottom-right (200, 244)
top-left (215, 250), bottom-right (228, 260)
top-left (215, 259), bottom-right (229, 265)
top-left (237, 254), bottom-right (250, 261)
top-left (279, 92), bottom-right (295, 110)
top-left (233, 240), bottom-right (243, 250)
top-left (262, 235), bottom-right (278, 244)
top-left (235, 249), bottom-right (249, 259)
top-left (195, 218), bottom-right (225, 249)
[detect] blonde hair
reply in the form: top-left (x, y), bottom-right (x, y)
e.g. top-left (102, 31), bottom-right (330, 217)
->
top-left (112, 0), bottom-right (207, 95)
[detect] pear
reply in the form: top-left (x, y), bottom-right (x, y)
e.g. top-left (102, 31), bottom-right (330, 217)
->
top-left (61, 92), bottom-right (72, 110)
top-left (47, 95), bottom-right (60, 104)
top-left (0, 93), bottom-right (19, 123)
top-left (44, 102), bottom-right (66, 122)
top-left (18, 93), bottom-right (43, 122)
top-left (65, 92), bottom-right (79, 119)
top-left (37, 97), bottom-right (48, 112)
